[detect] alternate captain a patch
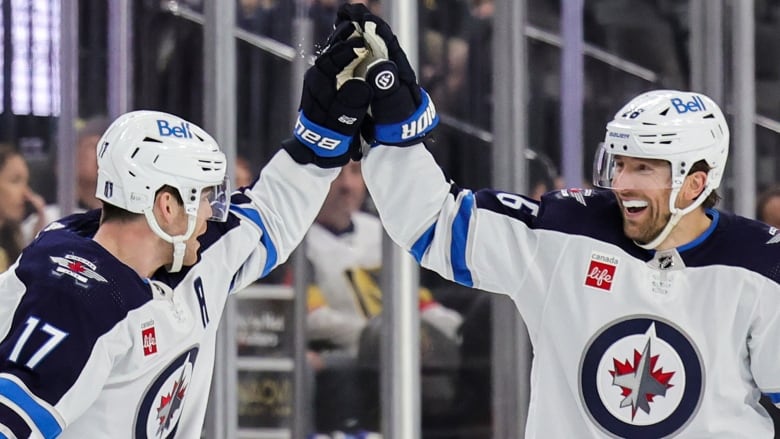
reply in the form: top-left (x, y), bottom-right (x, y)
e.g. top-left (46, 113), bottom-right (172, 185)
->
top-left (579, 316), bottom-right (704, 438)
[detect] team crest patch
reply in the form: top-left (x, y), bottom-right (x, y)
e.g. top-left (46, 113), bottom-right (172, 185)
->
top-left (142, 321), bottom-right (158, 356)
top-left (50, 254), bottom-right (108, 286)
top-left (585, 252), bottom-right (618, 292)
top-left (136, 346), bottom-right (199, 438)
top-left (580, 316), bottom-right (703, 438)
top-left (560, 188), bottom-right (594, 206)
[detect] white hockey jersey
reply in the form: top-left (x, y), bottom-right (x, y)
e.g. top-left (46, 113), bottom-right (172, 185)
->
top-left (362, 144), bottom-right (780, 438)
top-left (0, 151), bottom-right (337, 438)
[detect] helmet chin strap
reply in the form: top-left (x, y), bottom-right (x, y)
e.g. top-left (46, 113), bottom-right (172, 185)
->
top-left (144, 210), bottom-right (198, 273)
top-left (635, 186), bottom-right (712, 250)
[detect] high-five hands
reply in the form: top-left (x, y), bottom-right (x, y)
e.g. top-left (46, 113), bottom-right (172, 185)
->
top-left (285, 4), bottom-right (439, 168)
top-left (336, 3), bottom-right (439, 147)
top-left (284, 20), bottom-right (372, 168)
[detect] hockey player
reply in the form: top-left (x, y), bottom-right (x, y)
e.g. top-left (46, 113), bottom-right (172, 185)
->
top-left (0, 22), bottom-right (372, 438)
top-left (338, 3), bottom-right (780, 437)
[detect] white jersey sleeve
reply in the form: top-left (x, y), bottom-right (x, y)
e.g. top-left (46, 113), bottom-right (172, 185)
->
top-left (216, 150), bottom-right (339, 293)
top-left (361, 143), bottom-right (555, 335)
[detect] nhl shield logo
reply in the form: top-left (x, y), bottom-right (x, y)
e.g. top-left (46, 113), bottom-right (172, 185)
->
top-left (579, 316), bottom-right (704, 437)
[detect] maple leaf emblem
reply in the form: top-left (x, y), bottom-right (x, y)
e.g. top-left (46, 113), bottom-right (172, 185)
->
top-left (609, 338), bottom-right (675, 420)
top-left (68, 261), bottom-right (85, 273)
top-left (155, 369), bottom-right (189, 437)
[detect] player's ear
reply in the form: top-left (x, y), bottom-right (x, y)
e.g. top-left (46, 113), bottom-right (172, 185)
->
top-left (153, 189), bottom-right (183, 227)
top-left (680, 171), bottom-right (708, 204)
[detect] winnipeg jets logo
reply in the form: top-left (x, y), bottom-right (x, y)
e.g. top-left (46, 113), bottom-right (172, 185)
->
top-left (580, 317), bottom-right (703, 437)
top-left (609, 328), bottom-right (675, 420)
top-left (560, 188), bottom-right (593, 206)
top-left (135, 347), bottom-right (199, 439)
top-left (50, 254), bottom-right (108, 286)
top-left (156, 363), bottom-right (189, 436)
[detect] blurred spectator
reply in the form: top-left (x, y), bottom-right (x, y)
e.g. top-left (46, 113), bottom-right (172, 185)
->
top-left (310, 0), bottom-right (382, 50)
top-left (75, 116), bottom-right (110, 210)
top-left (306, 161), bottom-right (462, 354)
top-left (757, 186), bottom-right (780, 227)
top-left (0, 145), bottom-right (47, 271)
top-left (310, 0), bottom-right (341, 46)
top-left (348, 0), bottom-right (380, 14)
top-left (235, 155), bottom-right (256, 188)
top-left (21, 116), bottom-right (110, 243)
top-left (305, 160), bottom-right (462, 434)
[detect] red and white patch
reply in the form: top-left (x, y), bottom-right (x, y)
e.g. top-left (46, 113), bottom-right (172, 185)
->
top-left (50, 254), bottom-right (108, 286)
top-left (585, 252), bottom-right (619, 291)
top-left (560, 188), bottom-right (594, 206)
top-left (142, 321), bottom-right (158, 356)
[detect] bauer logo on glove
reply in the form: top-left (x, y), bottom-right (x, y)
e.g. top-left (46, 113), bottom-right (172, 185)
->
top-left (293, 112), bottom-right (348, 153)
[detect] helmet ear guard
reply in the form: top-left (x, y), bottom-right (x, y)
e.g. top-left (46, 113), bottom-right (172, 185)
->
top-left (593, 90), bottom-right (730, 249)
top-left (95, 110), bottom-right (230, 271)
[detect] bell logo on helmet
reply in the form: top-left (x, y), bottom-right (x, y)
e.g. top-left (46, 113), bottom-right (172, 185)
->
top-left (156, 119), bottom-right (193, 139)
top-left (671, 96), bottom-right (707, 114)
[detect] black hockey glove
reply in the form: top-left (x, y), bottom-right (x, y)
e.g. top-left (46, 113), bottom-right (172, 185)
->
top-left (336, 3), bottom-right (439, 147)
top-left (283, 21), bottom-right (372, 168)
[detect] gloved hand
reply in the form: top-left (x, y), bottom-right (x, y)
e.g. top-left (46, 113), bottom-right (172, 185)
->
top-left (283, 21), bottom-right (372, 168)
top-left (335, 3), bottom-right (439, 147)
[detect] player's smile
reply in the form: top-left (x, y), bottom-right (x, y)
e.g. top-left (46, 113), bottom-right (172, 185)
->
top-left (622, 199), bottom-right (649, 218)
top-left (617, 193), bottom-right (671, 245)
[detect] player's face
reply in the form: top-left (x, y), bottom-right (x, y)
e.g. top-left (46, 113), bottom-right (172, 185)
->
top-left (610, 156), bottom-right (673, 244)
top-left (181, 191), bottom-right (213, 266)
top-left (323, 161), bottom-right (366, 216)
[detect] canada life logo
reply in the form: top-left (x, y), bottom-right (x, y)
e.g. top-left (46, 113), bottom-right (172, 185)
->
top-left (142, 321), bottom-right (158, 356)
top-left (585, 252), bottom-right (619, 292)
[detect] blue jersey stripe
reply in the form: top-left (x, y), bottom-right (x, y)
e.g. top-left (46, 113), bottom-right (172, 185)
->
top-left (764, 392), bottom-right (780, 404)
top-left (677, 209), bottom-right (720, 252)
top-left (451, 192), bottom-right (474, 287)
top-left (0, 376), bottom-right (61, 438)
top-left (230, 205), bottom-right (278, 277)
top-left (410, 223), bottom-right (437, 263)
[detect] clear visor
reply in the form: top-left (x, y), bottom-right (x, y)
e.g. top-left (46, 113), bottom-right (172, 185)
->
top-left (592, 143), bottom-right (673, 190)
top-left (201, 176), bottom-right (230, 222)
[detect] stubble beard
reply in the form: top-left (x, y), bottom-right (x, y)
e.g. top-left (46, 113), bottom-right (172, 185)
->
top-left (622, 207), bottom-right (671, 245)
